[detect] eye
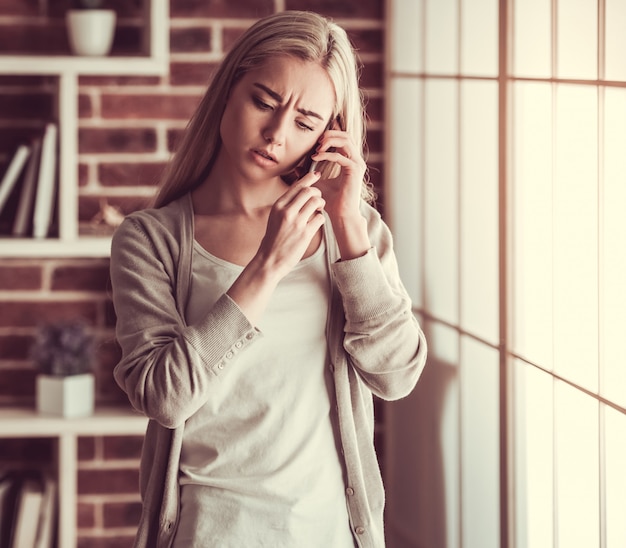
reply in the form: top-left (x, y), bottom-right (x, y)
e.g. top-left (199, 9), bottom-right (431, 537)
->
top-left (252, 96), bottom-right (273, 111)
top-left (296, 120), bottom-right (314, 132)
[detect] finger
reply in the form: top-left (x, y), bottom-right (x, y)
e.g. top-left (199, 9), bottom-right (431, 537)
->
top-left (299, 194), bottom-right (326, 220)
top-left (275, 184), bottom-right (323, 216)
top-left (274, 171), bottom-right (321, 207)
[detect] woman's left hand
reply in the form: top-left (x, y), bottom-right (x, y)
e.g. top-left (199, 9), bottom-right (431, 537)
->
top-left (310, 127), bottom-right (371, 260)
top-left (310, 128), bottom-right (366, 223)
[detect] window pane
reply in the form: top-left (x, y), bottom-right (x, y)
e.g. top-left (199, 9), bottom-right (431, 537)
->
top-left (554, 85), bottom-right (598, 391)
top-left (389, 79), bottom-right (424, 307)
top-left (514, 361), bottom-right (554, 548)
top-left (605, 406), bottom-right (626, 548)
top-left (513, 0), bottom-right (551, 77)
top-left (424, 79), bottom-right (459, 324)
top-left (460, 81), bottom-right (499, 344)
top-left (461, 338), bottom-right (500, 548)
top-left (512, 82), bottom-right (553, 367)
top-left (460, 0), bottom-right (498, 76)
top-left (602, 88), bottom-right (626, 408)
top-left (386, 320), bottom-right (460, 548)
top-left (390, 0), bottom-right (424, 73)
top-left (605, 0), bottom-right (626, 80)
top-left (557, 0), bottom-right (598, 79)
top-left (425, 0), bottom-right (458, 74)
top-left (555, 382), bottom-right (599, 548)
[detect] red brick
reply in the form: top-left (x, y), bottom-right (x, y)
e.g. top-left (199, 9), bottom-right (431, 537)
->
top-left (0, 301), bottom-right (99, 328)
top-left (79, 75), bottom-right (161, 86)
top-left (0, 0), bottom-right (39, 15)
top-left (78, 128), bottom-right (157, 154)
top-left (0, 367), bottom-right (36, 398)
top-left (167, 128), bottom-right (186, 153)
top-left (0, 334), bottom-right (33, 360)
top-left (101, 94), bottom-right (201, 120)
top-left (0, 438), bottom-right (53, 462)
top-left (0, 75), bottom-right (49, 86)
top-left (103, 436), bottom-right (143, 460)
top-left (170, 62), bottom-right (218, 87)
top-left (0, 92), bottom-right (55, 120)
top-left (223, 27), bottom-right (249, 52)
top-left (103, 500), bottom-right (142, 528)
top-left (78, 163), bottom-right (89, 187)
top-left (348, 28), bottom-right (384, 54)
top-left (366, 128), bottom-right (383, 155)
top-left (77, 501), bottom-right (96, 529)
top-left (170, 27), bottom-right (212, 53)
top-left (79, 195), bottom-right (153, 222)
top-left (77, 468), bottom-right (139, 495)
top-left (78, 93), bottom-right (93, 119)
top-left (364, 94), bottom-right (383, 123)
top-left (0, 25), bottom-right (68, 55)
top-left (95, 341), bottom-right (128, 405)
top-left (99, 162), bottom-right (166, 187)
top-left (285, 0), bottom-right (383, 19)
top-left (360, 60), bottom-right (384, 89)
top-left (0, 128), bottom-right (47, 158)
top-left (51, 263), bottom-right (110, 292)
top-left (0, 265), bottom-right (42, 290)
top-left (171, 0), bottom-right (273, 18)
top-left (78, 436), bottom-right (97, 461)
top-left (77, 535), bottom-right (137, 548)
top-left (104, 299), bottom-right (117, 329)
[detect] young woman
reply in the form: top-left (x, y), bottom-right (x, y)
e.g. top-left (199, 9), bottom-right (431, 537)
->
top-left (110, 10), bottom-right (427, 548)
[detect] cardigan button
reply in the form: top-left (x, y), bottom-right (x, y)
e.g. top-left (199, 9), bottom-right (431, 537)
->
top-left (346, 487), bottom-right (355, 496)
top-left (355, 526), bottom-right (365, 535)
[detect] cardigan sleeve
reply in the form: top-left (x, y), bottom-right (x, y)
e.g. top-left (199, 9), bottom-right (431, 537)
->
top-left (110, 216), bottom-right (260, 429)
top-left (330, 206), bottom-right (427, 400)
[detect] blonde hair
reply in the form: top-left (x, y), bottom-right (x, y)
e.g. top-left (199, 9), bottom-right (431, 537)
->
top-left (153, 10), bottom-right (374, 208)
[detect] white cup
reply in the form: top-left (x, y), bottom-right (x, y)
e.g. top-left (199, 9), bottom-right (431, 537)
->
top-left (66, 10), bottom-right (117, 57)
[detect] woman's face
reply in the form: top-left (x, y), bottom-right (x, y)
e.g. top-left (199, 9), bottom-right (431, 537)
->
top-left (219, 55), bottom-right (336, 182)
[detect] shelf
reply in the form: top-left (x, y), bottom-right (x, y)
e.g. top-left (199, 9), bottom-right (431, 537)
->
top-left (0, 236), bottom-right (112, 258)
top-left (0, 406), bottom-right (147, 548)
top-left (0, 55), bottom-right (169, 77)
top-left (0, 406), bottom-right (148, 437)
top-left (0, 0), bottom-right (169, 259)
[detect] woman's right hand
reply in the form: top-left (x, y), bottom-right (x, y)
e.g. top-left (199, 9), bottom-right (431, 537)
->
top-left (257, 171), bottom-right (326, 278)
top-left (226, 171), bottom-right (325, 325)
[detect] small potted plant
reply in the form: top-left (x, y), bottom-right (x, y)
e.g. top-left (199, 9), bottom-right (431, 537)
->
top-left (32, 320), bottom-right (95, 418)
top-left (66, 0), bottom-right (117, 57)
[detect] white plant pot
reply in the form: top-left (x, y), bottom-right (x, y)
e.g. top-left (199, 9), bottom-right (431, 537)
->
top-left (36, 373), bottom-right (95, 418)
top-left (66, 9), bottom-right (116, 57)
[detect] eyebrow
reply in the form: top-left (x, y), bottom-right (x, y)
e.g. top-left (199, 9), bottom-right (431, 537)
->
top-left (253, 83), bottom-right (325, 121)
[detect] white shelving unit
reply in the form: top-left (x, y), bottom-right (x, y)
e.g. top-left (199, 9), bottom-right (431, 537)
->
top-left (0, 0), bottom-right (169, 258)
top-left (0, 407), bottom-right (148, 548)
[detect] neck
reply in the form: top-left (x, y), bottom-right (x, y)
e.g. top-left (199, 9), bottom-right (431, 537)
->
top-left (193, 151), bottom-right (288, 216)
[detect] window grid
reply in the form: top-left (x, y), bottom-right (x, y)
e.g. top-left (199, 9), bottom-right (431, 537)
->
top-left (387, 0), bottom-right (626, 546)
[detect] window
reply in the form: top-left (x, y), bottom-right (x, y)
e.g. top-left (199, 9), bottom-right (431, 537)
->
top-left (384, 1), bottom-right (626, 547)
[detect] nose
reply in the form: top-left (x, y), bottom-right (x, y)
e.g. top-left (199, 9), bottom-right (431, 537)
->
top-left (262, 113), bottom-right (288, 146)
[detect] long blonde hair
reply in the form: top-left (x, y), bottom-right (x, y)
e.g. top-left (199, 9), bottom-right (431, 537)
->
top-left (153, 10), bottom-right (373, 208)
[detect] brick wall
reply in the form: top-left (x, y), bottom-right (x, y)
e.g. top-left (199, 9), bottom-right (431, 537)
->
top-left (0, 1), bottom-right (386, 546)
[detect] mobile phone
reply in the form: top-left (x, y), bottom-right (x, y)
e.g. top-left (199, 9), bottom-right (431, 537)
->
top-left (307, 118), bottom-right (339, 174)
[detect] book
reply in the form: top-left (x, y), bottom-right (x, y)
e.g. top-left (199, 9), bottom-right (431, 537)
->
top-left (12, 138), bottom-right (42, 237)
top-left (32, 123), bottom-right (58, 239)
top-left (34, 476), bottom-right (56, 548)
top-left (0, 473), bottom-right (17, 547)
top-left (0, 144), bottom-right (31, 218)
top-left (9, 478), bottom-right (44, 548)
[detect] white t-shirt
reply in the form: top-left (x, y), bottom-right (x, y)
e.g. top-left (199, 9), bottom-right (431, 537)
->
top-left (172, 240), bottom-right (354, 548)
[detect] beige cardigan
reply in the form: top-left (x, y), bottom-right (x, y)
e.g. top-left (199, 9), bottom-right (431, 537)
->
top-left (110, 194), bottom-right (427, 548)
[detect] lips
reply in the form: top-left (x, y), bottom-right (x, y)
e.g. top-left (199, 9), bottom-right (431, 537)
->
top-left (253, 148), bottom-right (277, 163)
